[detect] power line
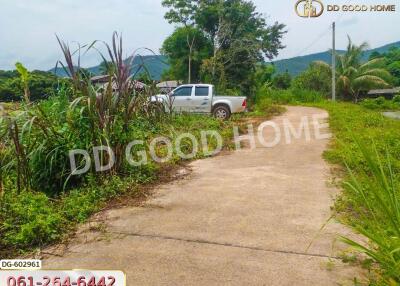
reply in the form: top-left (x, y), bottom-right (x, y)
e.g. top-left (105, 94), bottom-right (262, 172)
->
top-left (294, 0), bottom-right (353, 58)
top-left (294, 26), bottom-right (331, 58)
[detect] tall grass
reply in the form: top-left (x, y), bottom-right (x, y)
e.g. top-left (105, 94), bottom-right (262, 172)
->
top-left (0, 32), bottom-right (235, 254)
top-left (0, 33), bottom-right (166, 195)
top-left (341, 142), bottom-right (400, 284)
top-left (256, 86), bottom-right (324, 105)
top-left (313, 101), bottom-right (400, 284)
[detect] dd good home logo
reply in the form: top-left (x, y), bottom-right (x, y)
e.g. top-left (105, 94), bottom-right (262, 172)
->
top-left (295, 0), bottom-right (324, 18)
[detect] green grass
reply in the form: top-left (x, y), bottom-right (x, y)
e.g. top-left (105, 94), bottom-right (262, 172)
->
top-left (360, 96), bottom-right (400, 111)
top-left (255, 87), bottom-right (325, 105)
top-left (313, 102), bottom-right (400, 174)
top-left (311, 101), bottom-right (400, 284)
top-left (0, 94), bottom-right (239, 256)
top-left (0, 118), bottom-right (233, 253)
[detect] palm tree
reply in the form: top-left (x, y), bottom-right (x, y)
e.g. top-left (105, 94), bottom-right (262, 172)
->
top-left (315, 37), bottom-right (393, 102)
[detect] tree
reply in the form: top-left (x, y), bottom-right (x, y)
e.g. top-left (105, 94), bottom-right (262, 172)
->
top-left (336, 38), bottom-right (393, 101)
top-left (161, 26), bottom-right (212, 83)
top-left (272, 72), bottom-right (291, 89)
top-left (367, 47), bottom-right (400, 85)
top-left (313, 37), bottom-right (393, 102)
top-left (162, 0), bottom-right (286, 97)
top-left (382, 47), bottom-right (400, 85)
top-left (388, 61), bottom-right (400, 85)
top-left (292, 62), bottom-right (331, 96)
top-left (15, 62), bottom-right (30, 104)
top-left (0, 70), bottom-right (63, 102)
top-left (162, 0), bottom-right (201, 84)
top-left (253, 63), bottom-right (275, 94)
top-left (368, 51), bottom-right (382, 60)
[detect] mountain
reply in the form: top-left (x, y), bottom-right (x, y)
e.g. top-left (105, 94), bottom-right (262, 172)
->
top-left (272, 41), bottom-right (400, 76)
top-left (50, 55), bottom-right (169, 81)
top-left (49, 41), bottom-right (400, 80)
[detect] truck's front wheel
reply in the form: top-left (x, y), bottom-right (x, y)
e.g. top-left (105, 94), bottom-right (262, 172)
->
top-left (213, 105), bottom-right (231, 120)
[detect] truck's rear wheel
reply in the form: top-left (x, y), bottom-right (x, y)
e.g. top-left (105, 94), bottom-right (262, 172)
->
top-left (213, 105), bottom-right (231, 120)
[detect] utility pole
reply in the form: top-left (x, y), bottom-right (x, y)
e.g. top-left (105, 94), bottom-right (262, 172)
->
top-left (332, 22), bottom-right (336, 102)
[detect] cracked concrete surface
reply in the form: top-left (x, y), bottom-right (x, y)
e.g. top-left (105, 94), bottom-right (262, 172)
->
top-left (43, 106), bottom-right (362, 285)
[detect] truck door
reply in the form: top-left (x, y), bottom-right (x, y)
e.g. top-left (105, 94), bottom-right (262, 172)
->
top-left (192, 86), bottom-right (212, 113)
top-left (170, 85), bottom-right (194, 112)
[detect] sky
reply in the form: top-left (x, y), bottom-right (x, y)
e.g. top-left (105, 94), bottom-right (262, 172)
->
top-left (0, 0), bottom-right (399, 71)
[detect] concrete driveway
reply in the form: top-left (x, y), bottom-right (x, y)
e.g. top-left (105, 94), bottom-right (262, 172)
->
top-left (44, 106), bottom-right (361, 285)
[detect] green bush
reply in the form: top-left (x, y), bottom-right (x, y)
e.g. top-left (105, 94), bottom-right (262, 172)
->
top-left (61, 175), bottom-right (137, 223)
top-left (0, 191), bottom-right (64, 248)
top-left (292, 62), bottom-right (331, 97)
top-left (272, 72), bottom-right (291, 90)
top-left (360, 96), bottom-right (400, 110)
top-left (0, 92), bottom-right (234, 255)
top-left (256, 88), bottom-right (324, 105)
top-left (0, 35), bottom-right (240, 256)
top-left (393, 94), bottom-right (400, 103)
top-left (0, 70), bottom-right (65, 102)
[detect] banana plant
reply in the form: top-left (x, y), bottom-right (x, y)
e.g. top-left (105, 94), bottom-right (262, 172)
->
top-left (15, 62), bottom-right (31, 104)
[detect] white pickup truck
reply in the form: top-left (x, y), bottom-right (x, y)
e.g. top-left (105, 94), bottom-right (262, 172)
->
top-left (152, 84), bottom-right (247, 120)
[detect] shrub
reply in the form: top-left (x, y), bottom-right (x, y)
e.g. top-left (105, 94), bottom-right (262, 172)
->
top-left (361, 96), bottom-right (400, 110)
top-left (253, 96), bottom-right (285, 117)
top-left (291, 88), bottom-right (324, 103)
top-left (256, 88), bottom-right (324, 104)
top-left (0, 191), bottom-right (64, 248)
top-left (61, 175), bottom-right (137, 223)
top-left (292, 62), bottom-right (331, 97)
top-left (272, 72), bottom-right (291, 90)
top-left (0, 70), bottom-right (65, 102)
top-left (0, 32), bottom-right (237, 256)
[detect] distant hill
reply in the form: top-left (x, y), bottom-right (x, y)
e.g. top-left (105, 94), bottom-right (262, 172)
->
top-left (50, 55), bottom-right (169, 81)
top-left (272, 41), bottom-right (400, 76)
top-left (49, 41), bottom-right (400, 80)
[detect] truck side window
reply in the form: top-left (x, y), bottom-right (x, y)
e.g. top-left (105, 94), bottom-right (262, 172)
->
top-left (195, 87), bottom-right (209, 96)
top-left (173, 87), bottom-right (192, 96)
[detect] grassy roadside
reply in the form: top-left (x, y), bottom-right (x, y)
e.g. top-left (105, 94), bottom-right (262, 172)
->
top-left (256, 86), bottom-right (400, 283)
top-left (0, 111), bottom-right (233, 258)
top-left (0, 96), bottom-right (282, 259)
top-left (311, 101), bottom-right (400, 284)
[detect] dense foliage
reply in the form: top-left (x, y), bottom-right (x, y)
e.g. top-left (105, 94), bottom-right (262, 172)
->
top-left (370, 46), bottom-right (400, 86)
top-left (0, 33), bottom-right (236, 255)
top-left (271, 72), bottom-right (291, 90)
top-left (161, 0), bottom-right (286, 97)
top-left (290, 37), bottom-right (395, 102)
top-left (161, 26), bottom-right (213, 83)
top-left (0, 70), bottom-right (64, 102)
top-left (360, 96), bottom-right (400, 110)
top-left (291, 62), bottom-right (332, 97)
